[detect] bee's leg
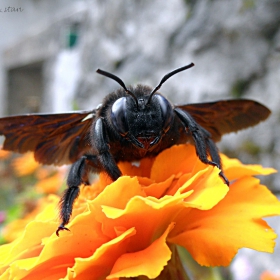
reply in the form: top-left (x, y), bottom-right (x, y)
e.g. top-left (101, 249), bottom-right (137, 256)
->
top-left (203, 134), bottom-right (229, 185)
top-left (92, 118), bottom-right (122, 180)
top-left (56, 155), bottom-right (98, 236)
top-left (174, 108), bottom-right (229, 185)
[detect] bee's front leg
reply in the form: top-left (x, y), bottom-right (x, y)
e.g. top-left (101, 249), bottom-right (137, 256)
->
top-left (56, 155), bottom-right (97, 236)
top-left (92, 118), bottom-right (122, 180)
top-left (174, 108), bottom-right (229, 186)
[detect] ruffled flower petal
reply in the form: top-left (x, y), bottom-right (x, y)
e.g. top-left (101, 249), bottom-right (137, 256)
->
top-left (107, 223), bottom-right (175, 279)
top-left (168, 176), bottom-right (280, 266)
top-left (221, 154), bottom-right (277, 181)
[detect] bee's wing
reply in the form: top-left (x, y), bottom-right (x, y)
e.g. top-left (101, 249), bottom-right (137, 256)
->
top-left (0, 110), bottom-right (96, 165)
top-left (177, 99), bottom-right (271, 142)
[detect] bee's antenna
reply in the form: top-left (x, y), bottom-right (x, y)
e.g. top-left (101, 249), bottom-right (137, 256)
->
top-left (147, 63), bottom-right (195, 104)
top-left (96, 69), bottom-right (139, 108)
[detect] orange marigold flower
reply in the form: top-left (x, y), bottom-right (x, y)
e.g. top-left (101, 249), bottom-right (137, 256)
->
top-left (12, 152), bottom-right (40, 176)
top-left (0, 149), bottom-right (10, 159)
top-left (2, 195), bottom-right (59, 243)
top-left (0, 144), bottom-right (279, 280)
top-left (35, 172), bottom-right (65, 194)
top-left (261, 271), bottom-right (280, 280)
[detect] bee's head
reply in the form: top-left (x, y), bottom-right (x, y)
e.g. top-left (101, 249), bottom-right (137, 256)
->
top-left (96, 63), bottom-right (194, 149)
top-left (110, 86), bottom-right (173, 149)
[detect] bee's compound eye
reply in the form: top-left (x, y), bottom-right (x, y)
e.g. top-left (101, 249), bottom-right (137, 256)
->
top-left (154, 95), bottom-right (174, 132)
top-left (111, 97), bottom-right (129, 136)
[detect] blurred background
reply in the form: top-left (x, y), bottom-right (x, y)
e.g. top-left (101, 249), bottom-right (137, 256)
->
top-left (0, 0), bottom-right (280, 279)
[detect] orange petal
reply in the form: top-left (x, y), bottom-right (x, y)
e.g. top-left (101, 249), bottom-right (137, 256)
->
top-left (6, 210), bottom-right (111, 279)
top-left (0, 220), bottom-right (56, 268)
top-left (35, 173), bottom-right (63, 194)
top-left (91, 176), bottom-right (146, 225)
top-left (107, 223), bottom-right (175, 279)
top-left (178, 166), bottom-right (229, 210)
top-left (169, 176), bottom-right (280, 266)
top-left (143, 175), bottom-right (175, 198)
top-left (95, 189), bottom-right (191, 252)
top-left (3, 256), bottom-right (70, 280)
top-left (221, 154), bottom-right (277, 181)
top-left (261, 271), bottom-right (280, 280)
top-left (151, 145), bottom-right (197, 182)
top-left (0, 149), bottom-right (10, 159)
top-left (12, 153), bottom-right (40, 176)
top-left (64, 227), bottom-right (136, 280)
top-left (2, 195), bottom-right (59, 243)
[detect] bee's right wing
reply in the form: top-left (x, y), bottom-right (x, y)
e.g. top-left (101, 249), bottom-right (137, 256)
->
top-left (177, 99), bottom-right (271, 142)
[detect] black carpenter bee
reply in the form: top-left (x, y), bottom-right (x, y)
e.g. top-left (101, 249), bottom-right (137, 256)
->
top-left (0, 63), bottom-right (271, 235)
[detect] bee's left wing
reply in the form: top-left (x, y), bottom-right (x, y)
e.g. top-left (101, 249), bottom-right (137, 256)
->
top-left (0, 110), bottom-right (96, 165)
top-left (177, 99), bottom-right (271, 142)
